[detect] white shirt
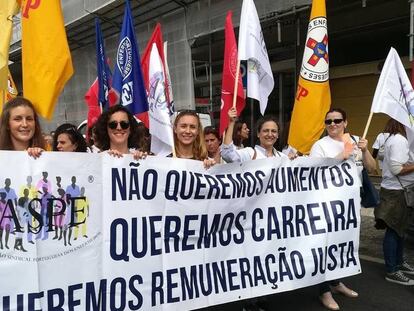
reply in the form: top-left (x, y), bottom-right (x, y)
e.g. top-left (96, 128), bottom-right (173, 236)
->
top-left (87, 145), bottom-right (101, 153)
top-left (310, 135), bottom-right (363, 185)
top-left (310, 135), bottom-right (362, 161)
top-left (372, 132), bottom-right (390, 169)
top-left (221, 142), bottom-right (287, 163)
top-left (381, 134), bottom-right (414, 190)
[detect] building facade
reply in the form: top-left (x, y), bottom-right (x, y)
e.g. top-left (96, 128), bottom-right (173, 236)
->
top-left (8, 0), bottom-right (411, 146)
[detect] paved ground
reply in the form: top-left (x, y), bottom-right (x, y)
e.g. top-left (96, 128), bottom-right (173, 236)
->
top-left (196, 208), bottom-right (414, 311)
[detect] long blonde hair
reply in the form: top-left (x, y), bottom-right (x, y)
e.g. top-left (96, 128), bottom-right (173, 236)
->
top-left (173, 111), bottom-right (207, 160)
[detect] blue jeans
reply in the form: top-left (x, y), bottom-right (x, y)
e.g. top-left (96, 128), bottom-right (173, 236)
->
top-left (383, 227), bottom-right (404, 273)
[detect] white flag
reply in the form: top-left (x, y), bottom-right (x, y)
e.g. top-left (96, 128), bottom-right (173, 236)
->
top-left (371, 47), bottom-right (414, 148)
top-left (148, 43), bottom-right (174, 156)
top-left (238, 0), bottom-right (274, 115)
top-left (164, 41), bottom-right (175, 114)
top-left (371, 47), bottom-right (414, 128)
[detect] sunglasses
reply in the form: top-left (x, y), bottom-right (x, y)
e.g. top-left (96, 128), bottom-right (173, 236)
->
top-left (108, 120), bottom-right (130, 130)
top-left (324, 118), bottom-right (343, 125)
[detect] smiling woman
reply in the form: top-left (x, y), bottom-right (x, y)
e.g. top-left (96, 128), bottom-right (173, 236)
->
top-left (221, 107), bottom-right (287, 162)
top-left (94, 105), bottom-right (147, 160)
top-left (309, 107), bottom-right (376, 311)
top-left (173, 110), bottom-right (207, 160)
top-left (0, 97), bottom-right (45, 156)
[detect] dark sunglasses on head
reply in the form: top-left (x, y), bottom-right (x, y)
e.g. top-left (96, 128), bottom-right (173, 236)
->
top-left (108, 120), bottom-right (130, 130)
top-left (324, 118), bottom-right (343, 125)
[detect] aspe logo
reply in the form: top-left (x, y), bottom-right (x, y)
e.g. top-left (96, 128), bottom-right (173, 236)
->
top-left (0, 173), bottom-right (91, 251)
top-left (300, 17), bottom-right (329, 83)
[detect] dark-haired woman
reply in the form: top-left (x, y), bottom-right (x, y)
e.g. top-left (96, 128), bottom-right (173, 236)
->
top-left (221, 107), bottom-right (286, 311)
top-left (0, 97), bottom-right (45, 157)
top-left (221, 107), bottom-right (287, 162)
top-left (51, 124), bottom-right (87, 242)
top-left (232, 120), bottom-right (250, 149)
top-left (94, 105), bottom-right (147, 160)
top-left (374, 118), bottom-right (414, 285)
top-left (310, 108), bottom-right (376, 311)
top-left (204, 126), bottom-right (223, 164)
top-left (52, 123), bottom-right (88, 152)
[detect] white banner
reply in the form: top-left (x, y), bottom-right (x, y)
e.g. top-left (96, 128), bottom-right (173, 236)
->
top-left (0, 152), bottom-right (361, 310)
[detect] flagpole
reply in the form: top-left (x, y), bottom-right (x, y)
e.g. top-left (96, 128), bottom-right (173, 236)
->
top-left (362, 111), bottom-right (373, 139)
top-left (232, 59), bottom-right (241, 109)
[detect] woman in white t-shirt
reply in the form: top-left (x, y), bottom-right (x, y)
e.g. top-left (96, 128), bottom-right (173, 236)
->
top-left (310, 108), bottom-right (376, 311)
top-left (374, 119), bottom-right (414, 285)
top-left (221, 107), bottom-right (286, 310)
top-left (221, 107), bottom-right (287, 162)
top-left (372, 120), bottom-right (391, 170)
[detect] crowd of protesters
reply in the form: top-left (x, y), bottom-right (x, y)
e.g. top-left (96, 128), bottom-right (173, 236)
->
top-left (0, 96), bottom-right (413, 311)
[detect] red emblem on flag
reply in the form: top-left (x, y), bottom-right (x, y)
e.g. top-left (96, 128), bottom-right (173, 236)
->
top-left (306, 35), bottom-right (329, 67)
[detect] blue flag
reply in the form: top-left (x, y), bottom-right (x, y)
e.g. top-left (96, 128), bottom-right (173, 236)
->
top-left (95, 18), bottom-right (112, 111)
top-left (112, 0), bottom-right (149, 114)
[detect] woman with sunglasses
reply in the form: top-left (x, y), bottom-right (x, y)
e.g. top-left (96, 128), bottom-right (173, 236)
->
top-left (0, 97), bottom-right (45, 158)
top-left (221, 107), bottom-right (287, 162)
top-left (310, 108), bottom-right (376, 311)
top-left (52, 123), bottom-right (88, 152)
top-left (94, 105), bottom-right (147, 160)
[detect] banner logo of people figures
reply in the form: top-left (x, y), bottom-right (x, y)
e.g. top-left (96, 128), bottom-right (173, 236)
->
top-left (0, 172), bottom-right (91, 253)
top-left (300, 17), bottom-right (329, 83)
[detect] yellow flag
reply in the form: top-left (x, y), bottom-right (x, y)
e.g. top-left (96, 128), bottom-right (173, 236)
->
top-left (0, 0), bottom-right (19, 90)
top-left (22, 0), bottom-right (74, 119)
top-left (0, 68), bottom-right (18, 112)
top-left (288, 0), bottom-right (331, 154)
